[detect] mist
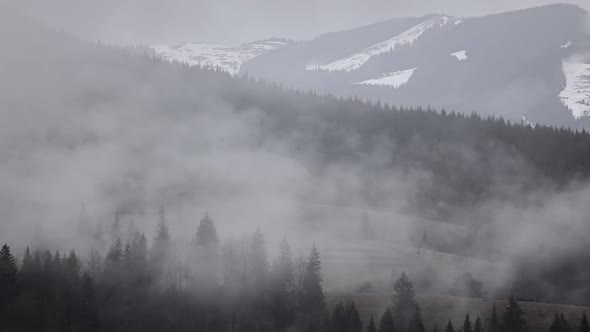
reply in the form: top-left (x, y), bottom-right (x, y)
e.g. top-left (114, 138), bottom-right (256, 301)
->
top-left (2, 2), bottom-right (590, 332)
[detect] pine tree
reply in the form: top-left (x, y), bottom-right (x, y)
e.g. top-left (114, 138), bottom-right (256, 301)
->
top-left (78, 273), bottom-right (101, 332)
top-left (0, 244), bottom-right (18, 306)
top-left (433, 324), bottom-right (439, 332)
top-left (302, 246), bottom-right (325, 311)
top-left (332, 302), bottom-right (347, 332)
top-left (271, 237), bottom-right (295, 328)
top-left (489, 304), bottom-right (500, 332)
top-left (249, 228), bottom-right (268, 290)
top-left (106, 237), bottom-right (123, 264)
top-left (445, 319), bottom-right (456, 332)
top-left (502, 296), bottom-right (527, 332)
top-left (410, 305), bottom-right (426, 332)
top-left (462, 314), bottom-right (473, 332)
top-left (368, 315), bottom-right (377, 332)
top-left (19, 246), bottom-right (34, 277)
top-left (65, 249), bottom-right (80, 279)
top-left (348, 302), bottom-right (363, 332)
top-left (579, 312), bottom-right (590, 332)
top-left (298, 246), bottom-right (328, 332)
top-left (378, 308), bottom-right (396, 332)
top-left (550, 314), bottom-right (563, 332)
top-left (195, 212), bottom-right (219, 249)
top-left (473, 316), bottom-right (483, 332)
top-left (392, 272), bottom-right (417, 331)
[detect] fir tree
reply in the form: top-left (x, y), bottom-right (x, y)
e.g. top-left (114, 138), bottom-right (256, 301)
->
top-left (445, 319), bottom-right (456, 332)
top-left (378, 308), bottom-right (397, 332)
top-left (368, 315), bottom-right (377, 332)
top-left (473, 316), bottom-right (483, 332)
top-left (299, 246), bottom-right (328, 332)
top-left (579, 312), bottom-right (590, 332)
top-left (301, 246), bottom-right (325, 311)
top-left (550, 314), bottom-right (563, 332)
top-left (392, 272), bottom-right (417, 331)
top-left (0, 244), bottom-right (18, 306)
top-left (249, 228), bottom-right (268, 290)
top-left (195, 212), bottom-right (219, 249)
top-left (78, 273), bottom-right (101, 332)
top-left (411, 305), bottom-right (426, 332)
top-left (347, 302), bottom-right (363, 332)
top-left (502, 296), bottom-right (527, 332)
top-left (463, 314), bottom-right (473, 332)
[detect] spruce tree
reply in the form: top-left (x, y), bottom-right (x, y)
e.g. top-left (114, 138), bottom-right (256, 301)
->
top-left (502, 296), bottom-right (527, 332)
top-left (411, 305), bottom-right (426, 332)
top-left (299, 246), bottom-right (328, 332)
top-left (249, 228), bottom-right (268, 290)
top-left (347, 302), bottom-right (363, 332)
top-left (302, 246), bottom-right (325, 311)
top-left (0, 244), bottom-right (18, 306)
top-left (78, 273), bottom-right (101, 332)
top-left (445, 319), bottom-right (456, 332)
top-left (392, 272), bottom-right (417, 331)
top-left (379, 308), bottom-right (396, 332)
top-left (368, 315), bottom-right (377, 332)
top-left (579, 312), bottom-right (590, 332)
top-left (462, 314), bottom-right (473, 332)
top-left (550, 314), bottom-right (563, 332)
top-left (195, 212), bottom-right (219, 248)
top-left (473, 316), bottom-right (483, 332)
top-left (332, 302), bottom-right (347, 332)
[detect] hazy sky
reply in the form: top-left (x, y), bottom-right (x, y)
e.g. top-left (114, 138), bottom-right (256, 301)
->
top-left (14, 0), bottom-right (590, 44)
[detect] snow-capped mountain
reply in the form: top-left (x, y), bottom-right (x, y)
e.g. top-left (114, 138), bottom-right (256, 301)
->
top-left (156, 4), bottom-right (590, 128)
top-left (153, 39), bottom-right (288, 75)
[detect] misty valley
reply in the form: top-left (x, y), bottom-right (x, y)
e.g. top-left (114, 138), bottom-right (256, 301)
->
top-left (3, 2), bottom-right (590, 332)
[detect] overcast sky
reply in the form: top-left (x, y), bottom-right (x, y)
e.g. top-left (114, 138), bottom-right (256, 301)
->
top-left (13, 0), bottom-right (590, 45)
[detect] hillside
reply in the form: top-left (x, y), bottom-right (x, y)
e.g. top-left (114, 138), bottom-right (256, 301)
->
top-left (328, 293), bottom-right (590, 331)
top-left (156, 4), bottom-right (590, 128)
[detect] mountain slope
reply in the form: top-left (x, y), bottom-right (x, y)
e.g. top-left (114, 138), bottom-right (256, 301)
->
top-left (152, 4), bottom-right (590, 128)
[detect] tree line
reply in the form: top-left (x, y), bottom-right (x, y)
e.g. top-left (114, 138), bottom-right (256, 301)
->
top-left (1, 213), bottom-right (589, 332)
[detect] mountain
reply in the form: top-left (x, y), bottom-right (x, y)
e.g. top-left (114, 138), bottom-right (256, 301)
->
top-left (153, 39), bottom-right (289, 75)
top-left (154, 4), bottom-right (590, 128)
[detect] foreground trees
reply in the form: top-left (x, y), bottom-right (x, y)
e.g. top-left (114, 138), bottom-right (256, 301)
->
top-left (1, 216), bottom-right (588, 332)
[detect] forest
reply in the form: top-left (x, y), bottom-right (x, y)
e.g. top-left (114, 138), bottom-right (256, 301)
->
top-left (1, 213), bottom-right (587, 332)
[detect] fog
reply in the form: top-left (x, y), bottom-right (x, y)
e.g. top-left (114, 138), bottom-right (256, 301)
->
top-left (2, 1), bottom-right (590, 308)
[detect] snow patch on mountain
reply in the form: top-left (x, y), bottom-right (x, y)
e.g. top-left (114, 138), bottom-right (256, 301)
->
top-left (559, 60), bottom-right (590, 119)
top-left (153, 40), bottom-right (287, 75)
top-left (309, 15), bottom-right (460, 72)
top-left (451, 50), bottom-right (468, 60)
top-left (354, 68), bottom-right (416, 88)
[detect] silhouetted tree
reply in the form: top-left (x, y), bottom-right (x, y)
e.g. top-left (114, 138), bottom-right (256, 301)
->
top-left (392, 272), bottom-right (417, 331)
top-left (378, 308), bottom-right (396, 332)
top-left (368, 315), bottom-right (377, 332)
top-left (0, 244), bottom-right (18, 306)
top-left (473, 316), bottom-right (483, 332)
top-left (445, 319), bottom-right (456, 332)
top-left (579, 312), bottom-right (590, 332)
top-left (410, 305), bottom-right (426, 332)
top-left (502, 296), bottom-right (527, 332)
top-left (462, 314), bottom-right (473, 332)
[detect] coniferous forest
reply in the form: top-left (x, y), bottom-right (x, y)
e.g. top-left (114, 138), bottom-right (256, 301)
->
top-left (4, 4), bottom-right (590, 332)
